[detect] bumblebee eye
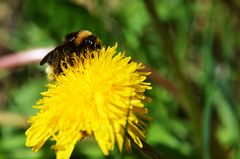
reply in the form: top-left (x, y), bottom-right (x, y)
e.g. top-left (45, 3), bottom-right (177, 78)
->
top-left (83, 36), bottom-right (98, 49)
top-left (85, 39), bottom-right (94, 45)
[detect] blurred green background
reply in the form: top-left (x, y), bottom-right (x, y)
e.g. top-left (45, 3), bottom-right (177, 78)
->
top-left (0, 0), bottom-right (239, 159)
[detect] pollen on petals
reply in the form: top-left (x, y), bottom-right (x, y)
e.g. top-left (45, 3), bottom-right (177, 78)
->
top-left (25, 44), bottom-right (152, 159)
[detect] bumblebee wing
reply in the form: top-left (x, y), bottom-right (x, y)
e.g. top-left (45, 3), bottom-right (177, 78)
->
top-left (40, 51), bottom-right (53, 65)
top-left (40, 45), bottom-right (64, 65)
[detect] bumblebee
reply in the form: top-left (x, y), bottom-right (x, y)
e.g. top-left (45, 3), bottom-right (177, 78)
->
top-left (40, 30), bottom-right (102, 78)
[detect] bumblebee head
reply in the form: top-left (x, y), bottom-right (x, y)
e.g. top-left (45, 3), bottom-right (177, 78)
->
top-left (64, 30), bottom-right (102, 50)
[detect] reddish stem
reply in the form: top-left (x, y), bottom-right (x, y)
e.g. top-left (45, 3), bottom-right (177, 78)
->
top-left (0, 47), bottom-right (53, 69)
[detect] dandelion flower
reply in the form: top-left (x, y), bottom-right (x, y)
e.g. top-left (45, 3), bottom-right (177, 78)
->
top-left (25, 44), bottom-right (152, 159)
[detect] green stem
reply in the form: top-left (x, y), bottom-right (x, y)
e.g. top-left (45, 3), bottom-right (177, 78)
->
top-left (143, 0), bottom-right (203, 155)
